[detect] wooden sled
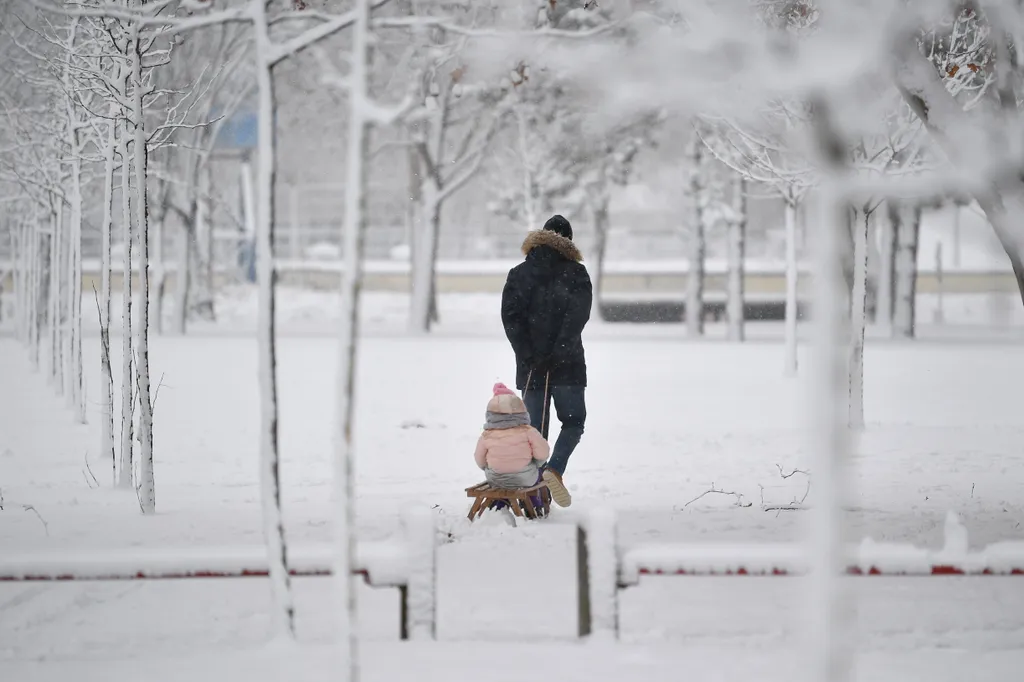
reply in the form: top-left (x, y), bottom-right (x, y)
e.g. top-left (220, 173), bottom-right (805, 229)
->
top-left (466, 481), bottom-right (551, 521)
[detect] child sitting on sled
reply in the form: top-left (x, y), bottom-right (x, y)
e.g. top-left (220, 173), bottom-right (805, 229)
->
top-left (474, 383), bottom-right (549, 490)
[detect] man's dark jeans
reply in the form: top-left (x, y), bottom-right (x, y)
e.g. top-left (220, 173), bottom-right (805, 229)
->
top-left (522, 385), bottom-right (586, 476)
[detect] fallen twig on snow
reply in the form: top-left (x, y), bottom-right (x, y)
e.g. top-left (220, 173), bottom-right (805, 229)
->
top-left (83, 451), bottom-right (100, 488)
top-left (3, 498), bottom-right (50, 536)
top-left (760, 464), bottom-right (812, 513)
top-left (683, 483), bottom-right (752, 509)
top-left (22, 505), bottom-right (49, 535)
top-left (777, 464), bottom-right (810, 479)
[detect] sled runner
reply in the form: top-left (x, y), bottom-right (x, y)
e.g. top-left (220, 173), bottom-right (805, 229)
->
top-left (465, 481), bottom-right (551, 521)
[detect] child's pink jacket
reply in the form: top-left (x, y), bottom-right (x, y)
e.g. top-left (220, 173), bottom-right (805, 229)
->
top-left (474, 425), bottom-right (550, 473)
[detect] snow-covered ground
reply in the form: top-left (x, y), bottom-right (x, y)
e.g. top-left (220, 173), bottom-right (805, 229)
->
top-left (2, 289), bottom-right (1023, 681)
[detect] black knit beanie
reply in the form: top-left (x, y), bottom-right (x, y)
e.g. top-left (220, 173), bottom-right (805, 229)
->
top-left (543, 214), bottom-right (573, 241)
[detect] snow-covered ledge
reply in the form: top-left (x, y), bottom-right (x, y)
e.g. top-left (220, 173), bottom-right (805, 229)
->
top-left (617, 512), bottom-right (1024, 585)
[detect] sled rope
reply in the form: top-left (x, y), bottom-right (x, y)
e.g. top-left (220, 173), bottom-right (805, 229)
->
top-left (524, 368), bottom-right (552, 437)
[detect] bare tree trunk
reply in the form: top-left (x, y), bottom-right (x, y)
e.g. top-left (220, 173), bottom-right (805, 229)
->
top-left (192, 161), bottom-right (215, 321)
top-left (9, 226), bottom-right (19, 338)
top-left (69, 140), bottom-right (85, 423)
top-left (590, 193), bottom-right (610, 323)
top-left (171, 221), bottom-right (190, 334)
top-left (119, 137), bottom-right (135, 489)
top-left (686, 135), bottom-right (705, 336)
top-left (25, 228), bottom-right (32, 345)
top-left (151, 198), bottom-right (166, 336)
top-left (890, 200), bottom-right (920, 338)
top-left (56, 199), bottom-right (68, 396)
top-left (240, 160), bottom-right (257, 276)
top-left (27, 228), bottom-right (36, 351)
top-left (408, 181), bottom-right (439, 334)
top-left (427, 203), bottom-right (441, 326)
top-left (62, 18), bottom-right (85, 421)
top-left (515, 107), bottom-right (538, 231)
top-left (335, 3), bottom-right (372, 678)
top-left (875, 202), bottom-right (894, 334)
top-left (32, 227), bottom-right (48, 370)
top-left (13, 225), bottom-right (29, 347)
top-left (977, 190), bottom-right (1024, 307)
top-left (848, 208), bottom-right (869, 430)
top-left (892, 43), bottom-right (1024, 307)
top-left (13, 225), bottom-right (24, 342)
top-left (726, 176), bottom-right (746, 341)
top-left (100, 123), bottom-right (117, 482)
top-left (9, 226), bottom-right (19, 337)
top-left (130, 25), bottom-right (155, 514)
top-left (33, 226), bottom-right (49, 370)
top-left (406, 145), bottom-right (421, 252)
top-left (14, 225), bottom-right (28, 348)
top-left (783, 194), bottom-right (799, 377)
top-left (63, 197), bottom-right (74, 404)
top-left (49, 207), bottom-right (61, 386)
top-left (808, 181), bottom-right (854, 682)
top-left (252, 3), bottom-right (294, 639)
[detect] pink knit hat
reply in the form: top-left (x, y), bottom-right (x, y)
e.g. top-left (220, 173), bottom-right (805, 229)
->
top-left (487, 382), bottom-right (527, 414)
top-left (493, 383), bottom-right (515, 396)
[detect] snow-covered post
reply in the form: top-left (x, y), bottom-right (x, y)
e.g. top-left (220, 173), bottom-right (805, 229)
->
top-left (726, 175), bottom-right (747, 341)
top-left (119, 135), bottom-right (135, 490)
top-left (584, 508), bottom-right (618, 640)
top-left (784, 192), bottom-right (800, 376)
top-left (401, 507), bottom-right (436, 640)
top-left (847, 208), bottom-right (868, 430)
top-left (685, 132), bottom-right (705, 336)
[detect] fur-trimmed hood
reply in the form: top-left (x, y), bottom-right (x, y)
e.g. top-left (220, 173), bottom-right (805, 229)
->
top-left (521, 229), bottom-right (583, 263)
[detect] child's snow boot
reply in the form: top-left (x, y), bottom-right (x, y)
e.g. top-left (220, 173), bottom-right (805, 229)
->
top-left (542, 468), bottom-right (571, 508)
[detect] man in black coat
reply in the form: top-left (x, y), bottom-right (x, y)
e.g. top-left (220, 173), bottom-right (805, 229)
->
top-left (500, 214), bottom-right (592, 507)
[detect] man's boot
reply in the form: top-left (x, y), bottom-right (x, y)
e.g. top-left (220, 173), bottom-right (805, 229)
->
top-left (542, 468), bottom-right (572, 508)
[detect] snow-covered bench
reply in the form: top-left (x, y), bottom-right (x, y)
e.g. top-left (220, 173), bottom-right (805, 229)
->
top-left (0, 508), bottom-right (438, 640)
